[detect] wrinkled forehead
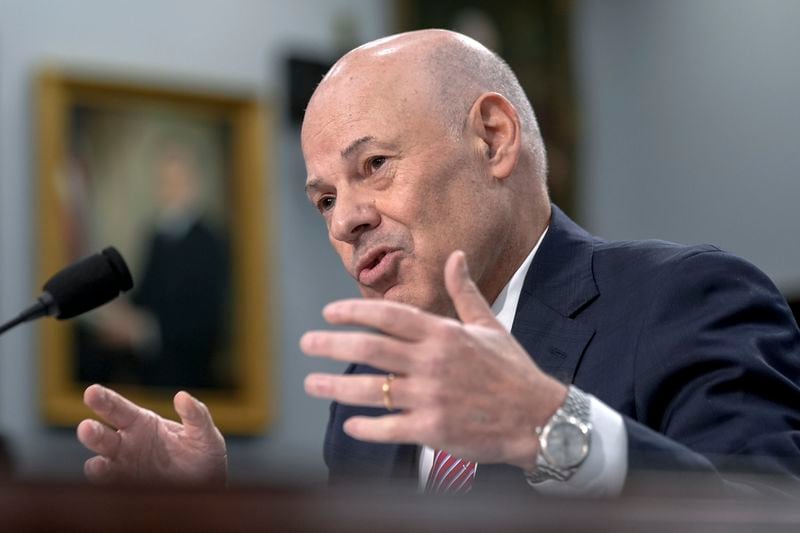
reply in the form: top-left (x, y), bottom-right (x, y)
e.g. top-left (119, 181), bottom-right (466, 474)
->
top-left (308, 57), bottom-right (426, 119)
top-left (301, 59), bottom-right (440, 161)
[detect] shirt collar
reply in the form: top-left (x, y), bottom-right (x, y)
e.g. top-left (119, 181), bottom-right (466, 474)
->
top-left (491, 226), bottom-right (549, 332)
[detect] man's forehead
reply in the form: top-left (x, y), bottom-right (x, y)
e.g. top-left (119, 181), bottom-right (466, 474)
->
top-left (305, 46), bottom-right (434, 124)
top-left (305, 29), bottom-right (473, 132)
top-left (302, 85), bottom-right (385, 147)
top-left (301, 50), bottom-right (441, 174)
top-left (303, 84), bottom-right (415, 155)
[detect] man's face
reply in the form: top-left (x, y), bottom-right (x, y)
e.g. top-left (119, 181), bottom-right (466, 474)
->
top-left (301, 60), bottom-right (497, 316)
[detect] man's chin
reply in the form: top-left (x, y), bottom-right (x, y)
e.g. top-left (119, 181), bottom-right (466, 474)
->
top-left (368, 285), bottom-right (450, 316)
top-left (359, 283), bottom-right (407, 303)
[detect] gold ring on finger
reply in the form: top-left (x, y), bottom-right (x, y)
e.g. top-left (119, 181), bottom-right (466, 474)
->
top-left (382, 373), bottom-right (396, 411)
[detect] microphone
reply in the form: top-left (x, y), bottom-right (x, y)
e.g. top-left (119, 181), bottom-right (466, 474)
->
top-left (0, 246), bottom-right (134, 336)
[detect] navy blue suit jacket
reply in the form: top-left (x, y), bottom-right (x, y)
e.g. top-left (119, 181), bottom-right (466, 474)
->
top-left (323, 206), bottom-right (800, 490)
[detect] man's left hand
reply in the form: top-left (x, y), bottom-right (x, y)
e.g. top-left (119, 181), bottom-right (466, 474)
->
top-left (300, 250), bottom-right (567, 471)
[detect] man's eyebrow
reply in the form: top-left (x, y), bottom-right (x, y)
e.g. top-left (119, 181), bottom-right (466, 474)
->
top-left (304, 178), bottom-right (324, 197)
top-left (340, 136), bottom-right (375, 159)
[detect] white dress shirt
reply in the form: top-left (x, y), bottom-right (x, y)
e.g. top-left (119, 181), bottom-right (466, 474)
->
top-left (419, 228), bottom-right (628, 496)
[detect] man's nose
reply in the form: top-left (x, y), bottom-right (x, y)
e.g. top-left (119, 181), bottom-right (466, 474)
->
top-left (329, 193), bottom-right (380, 243)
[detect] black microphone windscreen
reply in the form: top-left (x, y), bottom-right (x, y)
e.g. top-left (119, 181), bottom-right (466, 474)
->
top-left (101, 246), bottom-right (134, 292)
top-left (42, 246), bottom-right (134, 319)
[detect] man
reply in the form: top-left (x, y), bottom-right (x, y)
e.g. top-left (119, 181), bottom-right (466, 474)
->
top-left (77, 30), bottom-right (800, 494)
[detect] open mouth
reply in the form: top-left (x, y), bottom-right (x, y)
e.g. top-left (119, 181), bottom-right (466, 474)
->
top-left (357, 248), bottom-right (401, 286)
top-left (365, 251), bottom-right (388, 271)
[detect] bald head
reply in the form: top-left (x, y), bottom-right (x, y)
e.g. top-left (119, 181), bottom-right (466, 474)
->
top-left (307, 29), bottom-right (547, 183)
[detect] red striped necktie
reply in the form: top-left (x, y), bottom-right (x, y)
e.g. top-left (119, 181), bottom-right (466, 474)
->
top-left (426, 449), bottom-right (477, 494)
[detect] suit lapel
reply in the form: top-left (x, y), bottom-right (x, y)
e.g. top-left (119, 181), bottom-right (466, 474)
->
top-left (511, 206), bottom-right (598, 384)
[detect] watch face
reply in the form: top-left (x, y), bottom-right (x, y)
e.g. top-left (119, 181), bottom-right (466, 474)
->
top-left (543, 420), bottom-right (589, 468)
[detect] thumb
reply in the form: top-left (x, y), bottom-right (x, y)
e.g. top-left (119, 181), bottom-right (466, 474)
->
top-left (444, 250), bottom-right (501, 328)
top-left (174, 391), bottom-right (217, 440)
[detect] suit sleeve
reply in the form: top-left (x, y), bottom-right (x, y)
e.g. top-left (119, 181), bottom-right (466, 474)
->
top-left (626, 249), bottom-right (800, 479)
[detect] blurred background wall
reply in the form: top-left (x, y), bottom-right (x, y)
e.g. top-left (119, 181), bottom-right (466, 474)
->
top-left (575, 0), bottom-right (800, 293)
top-left (0, 0), bottom-right (798, 483)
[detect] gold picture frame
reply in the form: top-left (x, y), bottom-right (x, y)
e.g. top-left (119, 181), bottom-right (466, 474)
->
top-left (37, 70), bottom-right (274, 435)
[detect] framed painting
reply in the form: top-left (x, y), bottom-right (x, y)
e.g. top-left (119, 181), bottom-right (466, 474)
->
top-left (36, 70), bottom-right (274, 434)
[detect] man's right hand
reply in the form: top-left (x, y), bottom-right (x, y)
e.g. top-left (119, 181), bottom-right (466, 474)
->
top-left (76, 384), bottom-right (227, 485)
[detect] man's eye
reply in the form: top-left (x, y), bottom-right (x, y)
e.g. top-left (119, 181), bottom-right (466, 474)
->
top-left (366, 156), bottom-right (386, 174)
top-left (317, 196), bottom-right (335, 213)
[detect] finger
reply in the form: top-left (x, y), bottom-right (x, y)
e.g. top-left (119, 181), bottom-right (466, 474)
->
top-left (77, 418), bottom-right (121, 458)
top-left (305, 373), bottom-right (414, 410)
top-left (444, 250), bottom-right (500, 329)
top-left (173, 391), bottom-right (218, 441)
top-left (343, 413), bottom-right (417, 443)
top-left (83, 384), bottom-right (145, 430)
top-left (300, 331), bottom-right (414, 373)
top-left (84, 455), bottom-right (116, 484)
top-left (322, 299), bottom-right (432, 341)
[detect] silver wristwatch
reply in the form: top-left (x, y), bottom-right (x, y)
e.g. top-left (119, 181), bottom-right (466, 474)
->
top-left (525, 385), bottom-right (592, 485)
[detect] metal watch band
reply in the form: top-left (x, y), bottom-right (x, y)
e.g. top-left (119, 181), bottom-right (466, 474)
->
top-left (525, 461), bottom-right (571, 483)
top-left (524, 385), bottom-right (592, 486)
top-left (561, 385), bottom-right (591, 421)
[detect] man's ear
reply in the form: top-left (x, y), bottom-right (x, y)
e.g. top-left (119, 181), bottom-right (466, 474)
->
top-left (466, 92), bottom-right (522, 180)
